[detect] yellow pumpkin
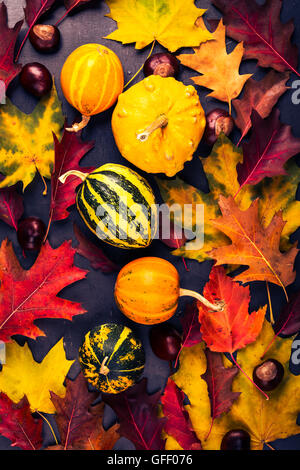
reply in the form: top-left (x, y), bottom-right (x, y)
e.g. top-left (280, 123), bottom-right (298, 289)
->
top-left (111, 76), bottom-right (206, 177)
top-left (114, 257), bottom-right (223, 325)
top-left (61, 44), bottom-right (124, 132)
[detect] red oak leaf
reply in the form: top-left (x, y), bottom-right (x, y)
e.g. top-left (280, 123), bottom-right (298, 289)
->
top-left (73, 223), bottom-right (119, 273)
top-left (0, 179), bottom-right (24, 230)
top-left (197, 266), bottom-right (266, 354)
top-left (0, 393), bottom-right (42, 450)
top-left (50, 129), bottom-right (94, 224)
top-left (161, 378), bottom-right (202, 450)
top-left (0, 3), bottom-right (23, 98)
top-left (16, 0), bottom-right (57, 61)
top-left (50, 373), bottom-right (119, 450)
top-left (0, 239), bottom-right (87, 342)
top-left (212, 0), bottom-right (299, 76)
top-left (236, 109), bottom-right (300, 191)
top-left (233, 71), bottom-right (290, 144)
top-left (201, 348), bottom-right (240, 438)
top-left (102, 378), bottom-right (166, 451)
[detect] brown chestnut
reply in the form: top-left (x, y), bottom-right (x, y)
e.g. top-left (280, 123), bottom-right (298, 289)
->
top-left (203, 108), bottom-right (234, 146)
top-left (143, 52), bottom-right (180, 78)
top-left (17, 217), bottom-right (46, 252)
top-left (253, 359), bottom-right (284, 392)
top-left (221, 429), bottom-right (251, 450)
top-left (29, 24), bottom-right (60, 53)
top-left (20, 63), bottom-right (52, 98)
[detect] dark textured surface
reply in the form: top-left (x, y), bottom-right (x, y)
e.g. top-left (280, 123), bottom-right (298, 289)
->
top-left (1, 0), bottom-right (300, 450)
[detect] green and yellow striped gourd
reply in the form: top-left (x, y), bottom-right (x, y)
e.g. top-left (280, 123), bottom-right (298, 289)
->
top-left (79, 323), bottom-right (145, 393)
top-left (59, 163), bottom-right (157, 249)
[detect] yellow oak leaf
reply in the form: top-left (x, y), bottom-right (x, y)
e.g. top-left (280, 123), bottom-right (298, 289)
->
top-left (178, 20), bottom-right (252, 111)
top-left (0, 84), bottom-right (64, 191)
top-left (104, 0), bottom-right (213, 52)
top-left (0, 339), bottom-right (74, 413)
top-left (157, 135), bottom-right (300, 262)
top-left (166, 320), bottom-right (300, 450)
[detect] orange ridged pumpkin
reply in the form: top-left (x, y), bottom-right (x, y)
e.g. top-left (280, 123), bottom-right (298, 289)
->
top-left (114, 257), bottom-right (180, 325)
top-left (60, 44), bottom-right (124, 132)
top-left (114, 257), bottom-right (224, 325)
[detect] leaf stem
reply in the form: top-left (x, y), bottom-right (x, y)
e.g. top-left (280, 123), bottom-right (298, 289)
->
top-left (123, 40), bottom-right (155, 90)
top-left (36, 411), bottom-right (59, 446)
top-left (55, 0), bottom-right (82, 26)
top-left (266, 281), bottom-right (274, 324)
top-left (230, 353), bottom-right (269, 400)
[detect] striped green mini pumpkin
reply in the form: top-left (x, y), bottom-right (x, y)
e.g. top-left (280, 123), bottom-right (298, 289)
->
top-left (59, 163), bottom-right (157, 249)
top-left (79, 323), bottom-right (145, 394)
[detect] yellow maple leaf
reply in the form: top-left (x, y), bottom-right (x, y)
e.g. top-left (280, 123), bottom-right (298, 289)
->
top-left (178, 20), bottom-right (252, 111)
top-left (0, 339), bottom-right (74, 413)
top-left (0, 84), bottom-right (64, 191)
top-left (104, 0), bottom-right (213, 52)
top-left (166, 321), bottom-right (300, 450)
top-left (157, 135), bottom-right (300, 262)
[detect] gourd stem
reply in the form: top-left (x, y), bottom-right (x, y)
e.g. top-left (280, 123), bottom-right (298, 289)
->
top-left (136, 114), bottom-right (168, 142)
top-left (100, 356), bottom-right (110, 376)
top-left (65, 115), bottom-right (91, 133)
top-left (179, 288), bottom-right (224, 312)
top-left (59, 170), bottom-right (88, 184)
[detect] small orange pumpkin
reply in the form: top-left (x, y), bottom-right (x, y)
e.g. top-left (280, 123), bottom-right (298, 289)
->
top-left (114, 257), bottom-right (223, 325)
top-left (60, 44), bottom-right (124, 132)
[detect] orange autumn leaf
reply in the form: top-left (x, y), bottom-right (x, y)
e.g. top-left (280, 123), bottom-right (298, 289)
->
top-left (198, 266), bottom-right (266, 354)
top-left (177, 20), bottom-right (252, 112)
top-left (209, 196), bottom-right (298, 293)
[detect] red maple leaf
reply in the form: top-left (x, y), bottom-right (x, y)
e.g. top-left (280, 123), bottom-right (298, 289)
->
top-left (161, 378), bottom-right (202, 450)
top-left (50, 373), bottom-right (119, 450)
top-left (0, 3), bottom-right (23, 98)
top-left (232, 71), bottom-right (290, 145)
top-left (212, 0), bottom-right (299, 76)
top-left (197, 266), bottom-right (266, 354)
top-left (103, 378), bottom-right (166, 451)
top-left (236, 109), bottom-right (300, 192)
top-left (0, 393), bottom-right (43, 450)
top-left (0, 239), bottom-right (87, 342)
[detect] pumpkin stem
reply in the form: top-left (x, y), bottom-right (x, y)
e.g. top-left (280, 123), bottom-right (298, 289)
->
top-left (59, 170), bottom-right (88, 184)
top-left (100, 356), bottom-right (110, 376)
top-left (136, 114), bottom-right (168, 142)
top-left (179, 288), bottom-right (225, 312)
top-left (65, 115), bottom-right (91, 133)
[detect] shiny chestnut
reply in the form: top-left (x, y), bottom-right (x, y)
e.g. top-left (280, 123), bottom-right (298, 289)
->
top-left (143, 52), bottom-right (180, 78)
top-left (17, 217), bottom-right (47, 252)
top-left (221, 429), bottom-right (251, 450)
top-left (253, 359), bottom-right (284, 392)
top-left (203, 108), bottom-right (234, 145)
top-left (20, 62), bottom-right (52, 97)
top-left (29, 24), bottom-right (60, 53)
